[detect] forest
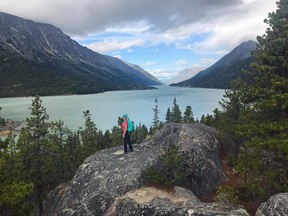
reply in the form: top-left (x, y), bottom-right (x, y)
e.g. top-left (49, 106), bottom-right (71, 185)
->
top-left (0, 96), bottom-right (195, 215)
top-left (1, 0), bottom-right (288, 215)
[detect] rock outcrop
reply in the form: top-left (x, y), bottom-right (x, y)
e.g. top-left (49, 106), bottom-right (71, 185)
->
top-left (255, 193), bottom-right (288, 216)
top-left (34, 123), bottom-right (250, 216)
top-left (106, 186), bottom-right (249, 216)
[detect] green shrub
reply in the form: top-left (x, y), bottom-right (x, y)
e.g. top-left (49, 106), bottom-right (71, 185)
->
top-left (215, 185), bottom-right (238, 205)
top-left (144, 142), bottom-right (184, 187)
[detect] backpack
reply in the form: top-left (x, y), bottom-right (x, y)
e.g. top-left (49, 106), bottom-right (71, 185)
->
top-left (127, 119), bottom-right (135, 132)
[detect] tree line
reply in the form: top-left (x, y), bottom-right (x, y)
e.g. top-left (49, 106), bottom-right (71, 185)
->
top-left (151, 97), bottom-right (196, 132)
top-left (0, 97), bottom-right (152, 216)
top-left (0, 95), bottom-right (196, 215)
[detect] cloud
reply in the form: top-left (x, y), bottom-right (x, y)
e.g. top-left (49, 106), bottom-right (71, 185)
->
top-left (0, 1), bottom-right (262, 36)
top-left (143, 61), bottom-right (159, 67)
top-left (0, 0), bottom-right (277, 55)
top-left (176, 60), bottom-right (189, 65)
top-left (172, 0), bottom-right (277, 54)
top-left (84, 38), bottom-right (143, 53)
top-left (149, 69), bottom-right (179, 80)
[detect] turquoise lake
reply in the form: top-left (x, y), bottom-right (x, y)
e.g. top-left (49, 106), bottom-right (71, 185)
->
top-left (0, 85), bottom-right (225, 132)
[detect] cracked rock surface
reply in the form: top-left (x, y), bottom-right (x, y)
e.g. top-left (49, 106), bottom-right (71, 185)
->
top-left (256, 193), bottom-right (288, 216)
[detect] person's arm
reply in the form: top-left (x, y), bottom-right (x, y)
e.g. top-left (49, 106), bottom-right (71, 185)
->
top-left (123, 121), bottom-right (128, 137)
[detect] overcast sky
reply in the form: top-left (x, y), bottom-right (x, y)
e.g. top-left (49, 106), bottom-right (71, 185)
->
top-left (0, 0), bottom-right (277, 82)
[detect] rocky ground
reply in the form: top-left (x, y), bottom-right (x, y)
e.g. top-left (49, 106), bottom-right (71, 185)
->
top-left (32, 123), bottom-right (250, 215)
top-left (30, 123), bottom-right (288, 216)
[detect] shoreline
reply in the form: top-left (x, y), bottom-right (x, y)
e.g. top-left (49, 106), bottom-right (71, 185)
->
top-left (0, 85), bottom-right (161, 99)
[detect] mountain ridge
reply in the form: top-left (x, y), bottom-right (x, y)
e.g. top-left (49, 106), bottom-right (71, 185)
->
top-left (171, 40), bottom-right (257, 89)
top-left (0, 11), bottom-right (161, 97)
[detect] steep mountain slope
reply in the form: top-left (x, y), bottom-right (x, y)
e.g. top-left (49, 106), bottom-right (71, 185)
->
top-left (0, 12), bottom-right (161, 97)
top-left (171, 40), bottom-right (257, 89)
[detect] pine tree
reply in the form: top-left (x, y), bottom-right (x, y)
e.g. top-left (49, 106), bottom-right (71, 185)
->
top-left (78, 110), bottom-right (99, 157)
top-left (17, 96), bottom-right (51, 216)
top-left (170, 98), bottom-right (182, 123)
top-left (97, 129), bottom-right (111, 150)
top-left (221, 0), bottom-right (288, 195)
top-left (49, 120), bottom-right (77, 183)
top-left (165, 107), bottom-right (171, 122)
top-left (0, 132), bottom-right (34, 215)
top-left (133, 123), bottom-right (148, 143)
top-left (0, 107), bottom-right (5, 126)
top-left (152, 98), bottom-right (160, 131)
top-left (65, 131), bottom-right (83, 175)
top-left (110, 125), bottom-right (122, 147)
top-left (183, 105), bottom-right (195, 124)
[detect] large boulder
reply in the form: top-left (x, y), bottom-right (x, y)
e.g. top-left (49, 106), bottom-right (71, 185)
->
top-left (34, 123), bottom-right (232, 216)
top-left (255, 193), bottom-right (288, 216)
top-left (107, 186), bottom-right (249, 216)
top-left (147, 123), bottom-right (226, 195)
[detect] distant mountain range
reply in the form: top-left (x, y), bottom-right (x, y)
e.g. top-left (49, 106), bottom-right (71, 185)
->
top-left (171, 40), bottom-right (257, 89)
top-left (165, 67), bottom-right (206, 85)
top-left (0, 12), bottom-right (161, 97)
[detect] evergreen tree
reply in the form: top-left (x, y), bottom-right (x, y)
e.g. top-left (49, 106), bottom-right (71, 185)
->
top-left (0, 107), bottom-right (5, 126)
top-left (97, 129), bottom-right (111, 150)
top-left (152, 98), bottom-right (160, 131)
top-left (217, 82), bottom-right (248, 140)
top-left (200, 109), bottom-right (222, 127)
top-left (108, 117), bottom-right (124, 147)
top-left (165, 107), bottom-right (171, 122)
top-left (170, 98), bottom-right (182, 123)
top-left (0, 132), bottom-right (34, 216)
top-left (133, 123), bottom-right (148, 143)
top-left (49, 120), bottom-right (78, 183)
top-left (17, 96), bottom-right (51, 216)
top-left (183, 105), bottom-right (195, 124)
top-left (78, 110), bottom-right (99, 157)
top-left (65, 131), bottom-right (83, 175)
top-left (109, 125), bottom-right (122, 147)
top-left (221, 0), bottom-right (288, 195)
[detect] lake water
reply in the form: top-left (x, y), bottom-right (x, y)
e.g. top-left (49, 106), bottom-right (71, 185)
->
top-left (0, 86), bottom-right (225, 132)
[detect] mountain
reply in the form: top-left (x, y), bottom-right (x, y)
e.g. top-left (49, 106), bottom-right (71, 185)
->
top-left (171, 40), bottom-right (257, 89)
top-left (0, 12), bottom-right (161, 97)
top-left (165, 67), bottom-right (206, 85)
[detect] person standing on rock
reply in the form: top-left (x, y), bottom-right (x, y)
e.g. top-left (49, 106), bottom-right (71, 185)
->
top-left (122, 114), bottom-right (133, 153)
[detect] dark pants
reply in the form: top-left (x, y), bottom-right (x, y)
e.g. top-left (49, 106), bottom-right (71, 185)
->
top-left (123, 132), bottom-right (133, 153)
